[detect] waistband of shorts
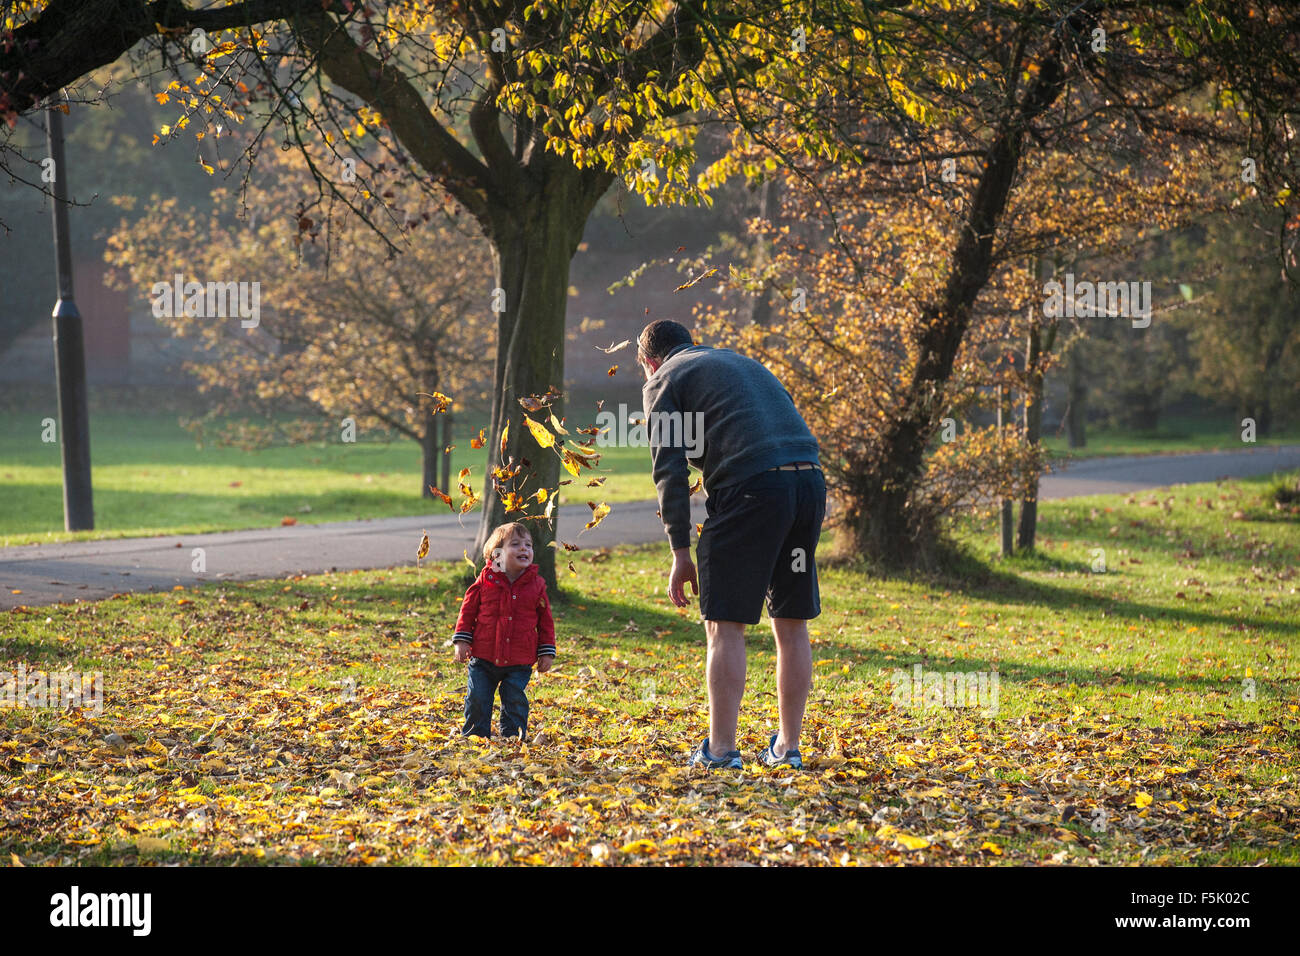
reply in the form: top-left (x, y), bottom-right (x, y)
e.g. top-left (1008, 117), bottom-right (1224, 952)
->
top-left (767, 461), bottom-right (821, 472)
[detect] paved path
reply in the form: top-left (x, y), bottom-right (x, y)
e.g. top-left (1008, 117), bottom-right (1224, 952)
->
top-left (1037, 444), bottom-right (1300, 500)
top-left (0, 498), bottom-right (708, 610)
top-left (2, 445), bottom-right (1296, 610)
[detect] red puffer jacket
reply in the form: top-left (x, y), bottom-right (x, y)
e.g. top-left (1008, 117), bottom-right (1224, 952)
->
top-left (452, 563), bottom-right (556, 667)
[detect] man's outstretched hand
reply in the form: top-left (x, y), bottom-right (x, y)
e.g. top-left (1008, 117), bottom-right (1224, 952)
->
top-left (668, 547), bottom-right (698, 607)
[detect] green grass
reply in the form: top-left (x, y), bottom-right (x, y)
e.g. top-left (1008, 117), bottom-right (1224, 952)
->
top-left (0, 410), bottom-right (658, 546)
top-left (5, 403), bottom-right (1297, 547)
top-left (2, 473), bottom-right (1296, 865)
top-left (1041, 414), bottom-right (1300, 460)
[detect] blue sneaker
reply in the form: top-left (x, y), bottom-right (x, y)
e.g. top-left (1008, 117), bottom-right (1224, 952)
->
top-left (688, 738), bottom-right (742, 769)
top-left (758, 734), bottom-right (802, 769)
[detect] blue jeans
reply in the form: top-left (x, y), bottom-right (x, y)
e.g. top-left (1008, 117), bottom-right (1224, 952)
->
top-left (463, 658), bottom-right (532, 739)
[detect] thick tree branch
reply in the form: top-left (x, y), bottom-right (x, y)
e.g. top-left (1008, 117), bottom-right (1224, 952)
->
top-left (0, 0), bottom-right (303, 114)
top-left (290, 9), bottom-right (496, 227)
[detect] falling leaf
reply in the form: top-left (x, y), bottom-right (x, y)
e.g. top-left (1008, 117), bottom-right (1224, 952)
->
top-left (549, 413), bottom-right (569, 435)
top-left (595, 339), bottom-right (630, 353)
top-left (582, 502), bottom-right (611, 533)
top-left (429, 486), bottom-right (454, 510)
top-left (499, 422), bottom-right (509, 461)
top-left (416, 531), bottom-right (430, 565)
top-left (280, 517), bottom-right (297, 526)
top-left (519, 388), bottom-right (563, 412)
top-left (524, 416), bottom-right (556, 449)
top-left (607, 365), bottom-right (619, 376)
top-left (414, 391), bottom-right (452, 413)
top-left (470, 429), bottom-right (486, 449)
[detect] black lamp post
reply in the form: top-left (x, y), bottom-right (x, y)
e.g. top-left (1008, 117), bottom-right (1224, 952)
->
top-left (47, 98), bottom-right (94, 531)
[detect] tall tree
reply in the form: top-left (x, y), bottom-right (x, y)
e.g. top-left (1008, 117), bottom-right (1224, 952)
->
top-left (2, 0), bottom-right (825, 585)
top-left (696, 1), bottom-right (1243, 566)
top-left (103, 143), bottom-right (495, 496)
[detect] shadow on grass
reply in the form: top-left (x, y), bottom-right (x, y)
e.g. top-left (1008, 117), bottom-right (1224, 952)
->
top-left (882, 541), bottom-right (1298, 642)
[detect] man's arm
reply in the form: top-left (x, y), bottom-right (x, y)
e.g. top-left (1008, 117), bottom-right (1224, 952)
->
top-left (642, 375), bottom-right (693, 550)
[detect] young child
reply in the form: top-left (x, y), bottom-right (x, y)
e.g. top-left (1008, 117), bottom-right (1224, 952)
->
top-left (452, 522), bottom-right (555, 739)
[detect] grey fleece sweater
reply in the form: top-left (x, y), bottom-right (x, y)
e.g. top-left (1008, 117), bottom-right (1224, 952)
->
top-left (642, 343), bottom-right (820, 550)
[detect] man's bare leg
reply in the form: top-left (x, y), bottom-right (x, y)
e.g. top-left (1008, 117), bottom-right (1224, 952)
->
top-left (704, 620), bottom-right (747, 755)
top-left (771, 617), bottom-right (812, 756)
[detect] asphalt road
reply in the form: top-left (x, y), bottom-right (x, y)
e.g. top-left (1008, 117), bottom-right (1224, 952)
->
top-left (2, 444), bottom-right (1296, 610)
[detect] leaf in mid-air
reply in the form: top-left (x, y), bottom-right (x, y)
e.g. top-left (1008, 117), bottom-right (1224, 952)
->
top-left (582, 501), bottom-right (611, 533)
top-left (429, 485), bottom-right (454, 510)
top-left (524, 416), bottom-right (556, 449)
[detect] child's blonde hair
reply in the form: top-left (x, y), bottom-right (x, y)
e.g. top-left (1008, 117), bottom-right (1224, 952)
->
top-left (483, 522), bottom-right (532, 565)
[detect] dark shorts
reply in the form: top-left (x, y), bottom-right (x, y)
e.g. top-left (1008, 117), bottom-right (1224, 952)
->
top-left (697, 466), bottom-right (827, 625)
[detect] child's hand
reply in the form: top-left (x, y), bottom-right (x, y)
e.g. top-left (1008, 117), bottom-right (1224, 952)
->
top-left (454, 643), bottom-right (470, 663)
top-left (536, 655), bottom-right (554, 673)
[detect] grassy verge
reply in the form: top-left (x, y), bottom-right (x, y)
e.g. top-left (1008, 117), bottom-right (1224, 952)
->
top-left (2, 474), bottom-right (1296, 865)
top-left (1041, 415), bottom-right (1300, 460)
top-left (0, 411), bottom-right (658, 547)
top-left (6, 403), bottom-right (1297, 547)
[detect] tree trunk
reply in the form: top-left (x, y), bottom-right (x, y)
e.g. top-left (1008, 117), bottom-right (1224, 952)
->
top-left (421, 408), bottom-right (439, 500)
top-left (1066, 342), bottom-right (1087, 448)
top-left (741, 176), bottom-right (778, 327)
top-left (1253, 400), bottom-right (1273, 437)
top-left (475, 163), bottom-right (610, 589)
top-left (1017, 313), bottom-right (1055, 551)
top-left (440, 410), bottom-right (453, 496)
top-left (847, 32), bottom-right (1070, 568)
top-left (998, 384), bottom-right (1015, 556)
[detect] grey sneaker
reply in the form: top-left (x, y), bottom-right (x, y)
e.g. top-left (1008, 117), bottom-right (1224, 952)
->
top-left (758, 734), bottom-right (802, 769)
top-left (688, 737), bottom-right (742, 769)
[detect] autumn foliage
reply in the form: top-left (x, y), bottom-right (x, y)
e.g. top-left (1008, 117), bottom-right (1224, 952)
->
top-left (104, 145), bottom-right (495, 497)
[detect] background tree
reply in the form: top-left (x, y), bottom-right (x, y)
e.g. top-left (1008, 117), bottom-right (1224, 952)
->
top-left (692, 2), bottom-right (1240, 566)
top-left (104, 144), bottom-right (495, 498)
top-left (3, 0), bottom-right (834, 585)
top-left (6, 0), bottom-right (1300, 579)
top-left (1175, 210), bottom-right (1300, 435)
